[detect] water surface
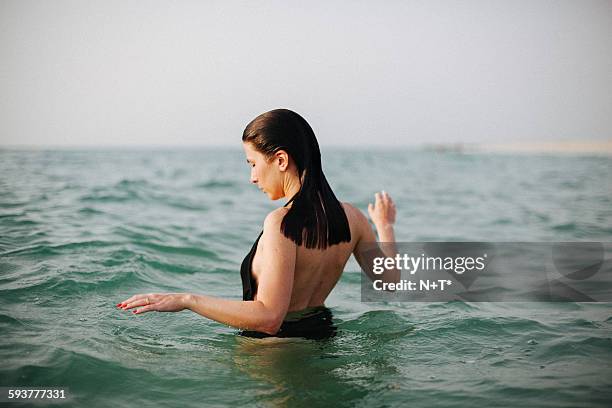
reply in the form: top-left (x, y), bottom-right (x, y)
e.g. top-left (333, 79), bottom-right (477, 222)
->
top-left (1, 148), bottom-right (611, 407)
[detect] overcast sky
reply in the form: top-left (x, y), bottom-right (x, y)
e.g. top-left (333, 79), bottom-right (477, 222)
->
top-left (1, 0), bottom-right (611, 147)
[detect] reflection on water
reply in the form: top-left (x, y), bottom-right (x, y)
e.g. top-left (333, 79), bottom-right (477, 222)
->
top-left (232, 334), bottom-right (369, 407)
top-left (230, 310), bottom-right (417, 407)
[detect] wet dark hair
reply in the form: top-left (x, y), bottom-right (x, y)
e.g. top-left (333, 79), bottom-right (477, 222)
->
top-left (242, 109), bottom-right (351, 249)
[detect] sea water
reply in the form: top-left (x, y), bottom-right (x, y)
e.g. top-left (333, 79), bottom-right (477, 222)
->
top-left (1, 148), bottom-right (611, 407)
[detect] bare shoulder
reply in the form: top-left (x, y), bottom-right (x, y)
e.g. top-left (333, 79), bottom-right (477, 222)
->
top-left (263, 207), bottom-right (289, 230)
top-left (262, 207), bottom-right (293, 243)
top-left (341, 202), bottom-right (367, 223)
top-left (340, 202), bottom-right (369, 236)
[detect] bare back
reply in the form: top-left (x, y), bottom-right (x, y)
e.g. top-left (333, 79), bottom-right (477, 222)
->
top-left (251, 202), bottom-right (374, 312)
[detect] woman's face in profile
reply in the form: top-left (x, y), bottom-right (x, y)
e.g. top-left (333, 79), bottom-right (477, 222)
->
top-left (243, 142), bottom-right (283, 200)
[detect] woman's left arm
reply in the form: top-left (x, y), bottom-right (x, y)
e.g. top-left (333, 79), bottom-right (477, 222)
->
top-left (117, 210), bottom-right (296, 335)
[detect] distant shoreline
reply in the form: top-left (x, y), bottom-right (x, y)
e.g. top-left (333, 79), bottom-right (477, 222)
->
top-left (1, 140), bottom-right (611, 155)
top-left (475, 140), bottom-right (612, 155)
top-left (423, 140), bottom-right (612, 155)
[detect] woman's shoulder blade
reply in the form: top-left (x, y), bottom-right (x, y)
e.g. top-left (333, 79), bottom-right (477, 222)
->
top-left (340, 202), bottom-right (368, 238)
top-left (341, 202), bottom-right (366, 223)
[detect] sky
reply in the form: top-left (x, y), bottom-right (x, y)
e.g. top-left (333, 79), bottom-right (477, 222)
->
top-left (1, 0), bottom-right (611, 147)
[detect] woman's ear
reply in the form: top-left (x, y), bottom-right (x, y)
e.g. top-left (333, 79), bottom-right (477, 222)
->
top-left (275, 150), bottom-right (289, 171)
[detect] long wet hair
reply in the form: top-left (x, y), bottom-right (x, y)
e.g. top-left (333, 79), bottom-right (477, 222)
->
top-left (242, 109), bottom-right (351, 249)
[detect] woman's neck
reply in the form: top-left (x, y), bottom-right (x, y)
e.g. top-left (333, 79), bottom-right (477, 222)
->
top-left (283, 175), bottom-right (301, 208)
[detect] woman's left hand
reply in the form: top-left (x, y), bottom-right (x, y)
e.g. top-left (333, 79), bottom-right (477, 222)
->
top-left (116, 293), bottom-right (190, 314)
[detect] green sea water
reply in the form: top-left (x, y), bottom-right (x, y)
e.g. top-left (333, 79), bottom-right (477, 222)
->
top-left (1, 148), bottom-right (611, 407)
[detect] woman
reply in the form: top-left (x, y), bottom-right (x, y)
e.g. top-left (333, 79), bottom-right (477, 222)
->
top-left (117, 109), bottom-right (398, 338)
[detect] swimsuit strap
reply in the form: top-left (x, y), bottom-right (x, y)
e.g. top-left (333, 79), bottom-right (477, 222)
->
top-left (284, 194), bottom-right (296, 208)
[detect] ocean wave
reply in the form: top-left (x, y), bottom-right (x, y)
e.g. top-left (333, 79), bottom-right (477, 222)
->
top-left (537, 335), bottom-right (612, 359)
top-left (0, 313), bottom-right (32, 328)
top-left (79, 191), bottom-right (141, 203)
top-left (132, 241), bottom-right (219, 260)
top-left (77, 207), bottom-right (106, 216)
top-left (147, 194), bottom-right (209, 211)
top-left (552, 222), bottom-right (579, 232)
top-left (417, 315), bottom-right (555, 339)
top-left (339, 310), bottom-right (416, 339)
top-left (194, 180), bottom-right (238, 189)
top-left (140, 258), bottom-right (199, 275)
top-left (77, 179), bottom-right (155, 203)
top-left (0, 270), bottom-right (137, 295)
top-left (1, 240), bottom-right (116, 257)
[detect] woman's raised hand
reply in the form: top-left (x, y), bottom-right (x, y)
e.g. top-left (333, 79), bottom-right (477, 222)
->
top-left (367, 190), bottom-right (396, 228)
top-left (116, 293), bottom-right (190, 314)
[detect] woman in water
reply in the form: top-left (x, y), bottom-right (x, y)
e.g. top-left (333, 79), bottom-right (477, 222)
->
top-left (117, 109), bottom-right (398, 338)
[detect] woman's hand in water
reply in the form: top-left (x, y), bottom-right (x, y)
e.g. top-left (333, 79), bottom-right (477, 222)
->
top-left (368, 190), bottom-right (396, 228)
top-left (116, 293), bottom-right (190, 315)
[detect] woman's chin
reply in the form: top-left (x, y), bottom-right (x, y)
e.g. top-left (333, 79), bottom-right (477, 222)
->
top-left (267, 192), bottom-right (282, 201)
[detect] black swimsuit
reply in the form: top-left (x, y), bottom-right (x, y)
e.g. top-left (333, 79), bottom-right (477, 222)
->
top-left (240, 231), bottom-right (263, 302)
top-left (238, 229), bottom-right (337, 340)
